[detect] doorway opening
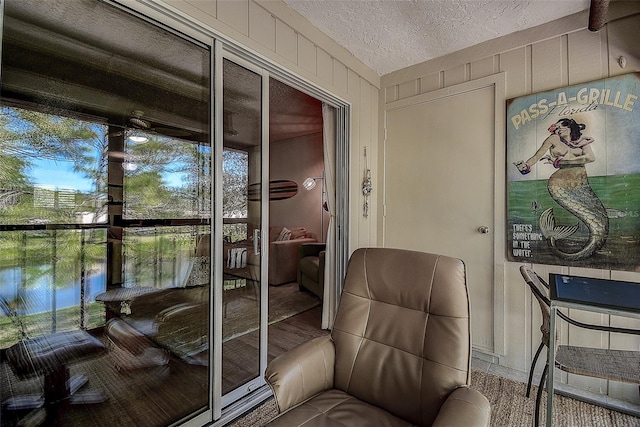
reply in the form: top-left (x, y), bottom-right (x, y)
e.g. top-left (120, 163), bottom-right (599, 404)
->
top-left (220, 71), bottom-right (331, 395)
top-left (267, 78), bottom-right (330, 360)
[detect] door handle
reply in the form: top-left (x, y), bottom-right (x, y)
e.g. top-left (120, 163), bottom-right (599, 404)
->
top-left (478, 226), bottom-right (490, 234)
top-left (253, 229), bottom-right (261, 255)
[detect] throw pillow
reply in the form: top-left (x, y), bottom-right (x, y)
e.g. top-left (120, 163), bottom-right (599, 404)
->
top-left (276, 227), bottom-right (291, 241)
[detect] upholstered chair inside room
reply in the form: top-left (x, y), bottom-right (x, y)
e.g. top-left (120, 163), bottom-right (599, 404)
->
top-left (297, 242), bottom-right (326, 299)
top-left (264, 247), bottom-right (491, 426)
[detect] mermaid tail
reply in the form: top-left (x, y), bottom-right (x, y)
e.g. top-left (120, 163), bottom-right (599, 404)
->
top-left (539, 165), bottom-right (608, 260)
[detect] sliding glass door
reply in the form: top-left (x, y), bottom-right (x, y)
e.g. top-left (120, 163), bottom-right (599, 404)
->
top-left (217, 56), bottom-right (268, 408)
top-left (0, 0), bottom-right (213, 425)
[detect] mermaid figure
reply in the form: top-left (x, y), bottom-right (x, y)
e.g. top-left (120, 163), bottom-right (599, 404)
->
top-left (514, 118), bottom-right (608, 260)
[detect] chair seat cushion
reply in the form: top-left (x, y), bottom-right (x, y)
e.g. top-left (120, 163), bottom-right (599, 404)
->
top-left (267, 389), bottom-right (413, 427)
top-left (299, 256), bottom-right (321, 280)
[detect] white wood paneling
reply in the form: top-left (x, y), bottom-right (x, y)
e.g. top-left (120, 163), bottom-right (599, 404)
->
top-left (217, 0), bottom-right (249, 36)
top-left (249, 2), bottom-right (275, 50)
top-left (274, 20), bottom-right (297, 64)
top-left (567, 29), bottom-right (606, 84)
top-left (471, 56), bottom-right (496, 81)
top-left (357, 79), bottom-right (373, 246)
top-left (297, 35), bottom-right (316, 74)
top-left (397, 79), bottom-right (418, 100)
top-left (443, 63), bottom-right (467, 87)
top-left (608, 16), bottom-right (640, 77)
top-left (183, 0), bottom-right (218, 18)
top-left (504, 264), bottom-right (530, 373)
top-left (385, 85), bottom-right (398, 103)
top-left (500, 47), bottom-right (528, 99)
top-left (317, 49), bottom-right (333, 84)
top-left (531, 36), bottom-right (565, 93)
top-left (333, 60), bottom-right (348, 94)
top-left (419, 72), bottom-right (441, 94)
top-left (348, 68), bottom-right (362, 253)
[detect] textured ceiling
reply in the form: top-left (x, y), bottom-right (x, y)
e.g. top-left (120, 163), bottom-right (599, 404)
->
top-left (282, 0), bottom-right (592, 76)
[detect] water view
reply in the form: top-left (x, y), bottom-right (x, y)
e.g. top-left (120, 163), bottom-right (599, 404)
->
top-left (0, 265), bottom-right (106, 315)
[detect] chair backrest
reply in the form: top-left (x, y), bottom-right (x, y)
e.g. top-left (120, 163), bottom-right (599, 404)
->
top-left (331, 248), bottom-right (471, 426)
top-left (519, 266), bottom-right (551, 343)
top-left (179, 234), bottom-right (210, 288)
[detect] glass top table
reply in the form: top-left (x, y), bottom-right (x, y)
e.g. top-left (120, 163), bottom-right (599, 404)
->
top-left (547, 273), bottom-right (640, 426)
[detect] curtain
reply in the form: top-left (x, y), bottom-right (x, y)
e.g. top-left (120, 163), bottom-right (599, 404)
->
top-left (321, 103), bottom-right (337, 329)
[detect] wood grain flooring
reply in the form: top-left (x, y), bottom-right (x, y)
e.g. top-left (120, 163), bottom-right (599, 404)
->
top-left (222, 306), bottom-right (328, 394)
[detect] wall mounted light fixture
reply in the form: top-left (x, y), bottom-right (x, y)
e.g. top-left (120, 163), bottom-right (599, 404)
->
top-left (362, 147), bottom-right (372, 218)
top-left (304, 172), bottom-right (325, 242)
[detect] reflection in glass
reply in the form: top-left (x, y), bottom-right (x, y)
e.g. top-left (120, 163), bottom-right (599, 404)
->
top-left (122, 226), bottom-right (209, 289)
top-left (124, 135), bottom-right (211, 220)
top-left (1, 0), bottom-right (211, 425)
top-left (0, 107), bottom-right (108, 226)
top-left (0, 229), bottom-right (107, 348)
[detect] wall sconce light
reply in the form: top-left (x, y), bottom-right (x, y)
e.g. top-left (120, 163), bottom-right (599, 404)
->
top-left (304, 172), bottom-right (325, 242)
top-left (303, 177), bottom-right (320, 191)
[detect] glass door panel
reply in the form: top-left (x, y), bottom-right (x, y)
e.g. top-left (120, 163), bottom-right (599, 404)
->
top-left (221, 59), bottom-right (264, 398)
top-left (0, 1), bottom-right (212, 425)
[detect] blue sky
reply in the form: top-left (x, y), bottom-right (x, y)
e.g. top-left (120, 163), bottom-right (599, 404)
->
top-left (29, 158), bottom-right (95, 192)
top-left (29, 158), bottom-right (187, 193)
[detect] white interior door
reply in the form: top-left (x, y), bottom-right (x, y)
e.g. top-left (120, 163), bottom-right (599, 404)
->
top-left (384, 85), bottom-right (496, 352)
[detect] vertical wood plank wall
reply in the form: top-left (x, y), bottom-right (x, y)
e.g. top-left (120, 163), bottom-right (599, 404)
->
top-left (167, 0), bottom-right (381, 254)
top-left (381, 5), bottom-right (640, 402)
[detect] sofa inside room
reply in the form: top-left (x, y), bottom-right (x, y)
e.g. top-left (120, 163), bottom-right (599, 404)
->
top-left (224, 225), bottom-right (317, 286)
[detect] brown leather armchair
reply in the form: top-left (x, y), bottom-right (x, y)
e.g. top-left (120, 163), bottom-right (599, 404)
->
top-left (265, 247), bottom-right (491, 426)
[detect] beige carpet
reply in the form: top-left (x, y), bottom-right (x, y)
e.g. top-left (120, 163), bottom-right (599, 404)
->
top-left (229, 369), bottom-right (640, 426)
top-left (223, 282), bottom-right (320, 342)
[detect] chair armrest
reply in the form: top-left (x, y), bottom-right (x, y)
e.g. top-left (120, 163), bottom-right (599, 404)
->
top-left (105, 318), bottom-right (151, 356)
top-left (156, 302), bottom-right (204, 323)
top-left (432, 386), bottom-right (491, 427)
top-left (265, 335), bottom-right (335, 413)
top-left (269, 238), bottom-right (317, 285)
top-left (298, 243), bottom-right (327, 259)
top-left (154, 302), bottom-right (208, 358)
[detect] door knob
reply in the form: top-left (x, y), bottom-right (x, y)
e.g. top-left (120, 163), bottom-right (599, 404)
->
top-left (478, 226), bottom-right (490, 234)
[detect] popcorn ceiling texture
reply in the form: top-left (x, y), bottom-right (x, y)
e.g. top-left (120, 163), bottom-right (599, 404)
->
top-left (282, 0), bottom-right (591, 76)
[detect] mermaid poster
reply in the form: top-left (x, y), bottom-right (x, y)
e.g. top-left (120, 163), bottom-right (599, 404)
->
top-left (507, 73), bottom-right (640, 271)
